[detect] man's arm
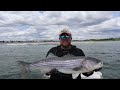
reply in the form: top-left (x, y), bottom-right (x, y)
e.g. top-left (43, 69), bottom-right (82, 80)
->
top-left (45, 47), bottom-right (56, 57)
top-left (75, 47), bottom-right (85, 56)
top-left (46, 49), bottom-right (51, 57)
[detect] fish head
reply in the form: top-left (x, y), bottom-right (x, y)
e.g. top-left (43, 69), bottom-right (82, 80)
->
top-left (83, 57), bottom-right (103, 72)
top-left (72, 57), bottom-right (103, 73)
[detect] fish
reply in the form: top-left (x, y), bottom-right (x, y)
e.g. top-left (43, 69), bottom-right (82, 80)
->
top-left (17, 55), bottom-right (103, 79)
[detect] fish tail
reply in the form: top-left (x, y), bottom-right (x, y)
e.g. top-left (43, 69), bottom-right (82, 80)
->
top-left (17, 61), bottom-right (31, 79)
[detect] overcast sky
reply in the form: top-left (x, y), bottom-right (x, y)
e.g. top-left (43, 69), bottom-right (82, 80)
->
top-left (0, 11), bottom-right (120, 41)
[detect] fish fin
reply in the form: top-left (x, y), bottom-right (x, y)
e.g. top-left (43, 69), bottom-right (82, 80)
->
top-left (72, 73), bottom-right (80, 79)
top-left (17, 61), bottom-right (31, 78)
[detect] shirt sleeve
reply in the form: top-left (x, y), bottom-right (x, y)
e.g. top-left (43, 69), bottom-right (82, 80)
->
top-left (45, 47), bottom-right (57, 57)
top-left (76, 48), bottom-right (85, 56)
top-left (45, 48), bottom-right (53, 57)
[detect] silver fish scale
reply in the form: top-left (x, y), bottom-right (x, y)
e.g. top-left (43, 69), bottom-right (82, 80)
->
top-left (18, 55), bottom-right (103, 75)
top-left (27, 56), bottom-right (103, 73)
top-left (30, 59), bottom-right (84, 69)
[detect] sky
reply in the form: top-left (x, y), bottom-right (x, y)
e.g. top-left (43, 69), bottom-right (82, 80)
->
top-left (0, 11), bottom-right (120, 41)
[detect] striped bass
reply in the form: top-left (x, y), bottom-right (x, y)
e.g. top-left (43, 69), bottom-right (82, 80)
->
top-left (17, 55), bottom-right (103, 79)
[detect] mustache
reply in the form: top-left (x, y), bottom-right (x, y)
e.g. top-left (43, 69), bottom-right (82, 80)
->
top-left (60, 39), bottom-right (71, 41)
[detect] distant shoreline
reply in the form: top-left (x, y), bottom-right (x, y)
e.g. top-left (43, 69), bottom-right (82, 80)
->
top-left (0, 38), bottom-right (120, 43)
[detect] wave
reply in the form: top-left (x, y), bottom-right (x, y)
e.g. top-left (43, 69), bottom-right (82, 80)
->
top-left (6, 43), bottom-right (28, 46)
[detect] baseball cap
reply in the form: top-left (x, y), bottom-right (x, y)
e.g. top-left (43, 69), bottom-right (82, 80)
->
top-left (59, 28), bottom-right (72, 36)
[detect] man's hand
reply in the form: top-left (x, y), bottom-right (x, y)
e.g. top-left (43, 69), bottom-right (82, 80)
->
top-left (94, 67), bottom-right (102, 72)
top-left (46, 68), bottom-right (59, 76)
top-left (82, 67), bottom-right (102, 77)
top-left (82, 71), bottom-right (94, 77)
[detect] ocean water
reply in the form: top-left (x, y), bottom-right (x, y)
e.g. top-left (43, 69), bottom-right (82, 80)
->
top-left (0, 41), bottom-right (120, 79)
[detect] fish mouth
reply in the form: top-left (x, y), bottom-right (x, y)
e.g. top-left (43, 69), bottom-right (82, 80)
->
top-left (94, 62), bottom-right (103, 71)
top-left (98, 62), bottom-right (103, 68)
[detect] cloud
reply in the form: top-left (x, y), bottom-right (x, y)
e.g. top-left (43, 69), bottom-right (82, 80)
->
top-left (0, 11), bottom-right (120, 41)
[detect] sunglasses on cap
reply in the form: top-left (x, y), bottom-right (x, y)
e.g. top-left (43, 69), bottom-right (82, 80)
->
top-left (60, 35), bottom-right (71, 39)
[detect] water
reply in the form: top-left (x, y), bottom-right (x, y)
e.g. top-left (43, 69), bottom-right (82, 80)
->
top-left (0, 41), bottom-right (120, 79)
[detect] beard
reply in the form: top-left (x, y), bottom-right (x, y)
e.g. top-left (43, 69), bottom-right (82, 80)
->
top-left (60, 41), bottom-right (71, 49)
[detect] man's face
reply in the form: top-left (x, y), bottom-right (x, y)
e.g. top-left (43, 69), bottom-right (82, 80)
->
top-left (59, 33), bottom-right (72, 47)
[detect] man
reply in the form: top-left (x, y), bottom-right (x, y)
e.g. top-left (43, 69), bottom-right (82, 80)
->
top-left (45, 29), bottom-right (94, 79)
